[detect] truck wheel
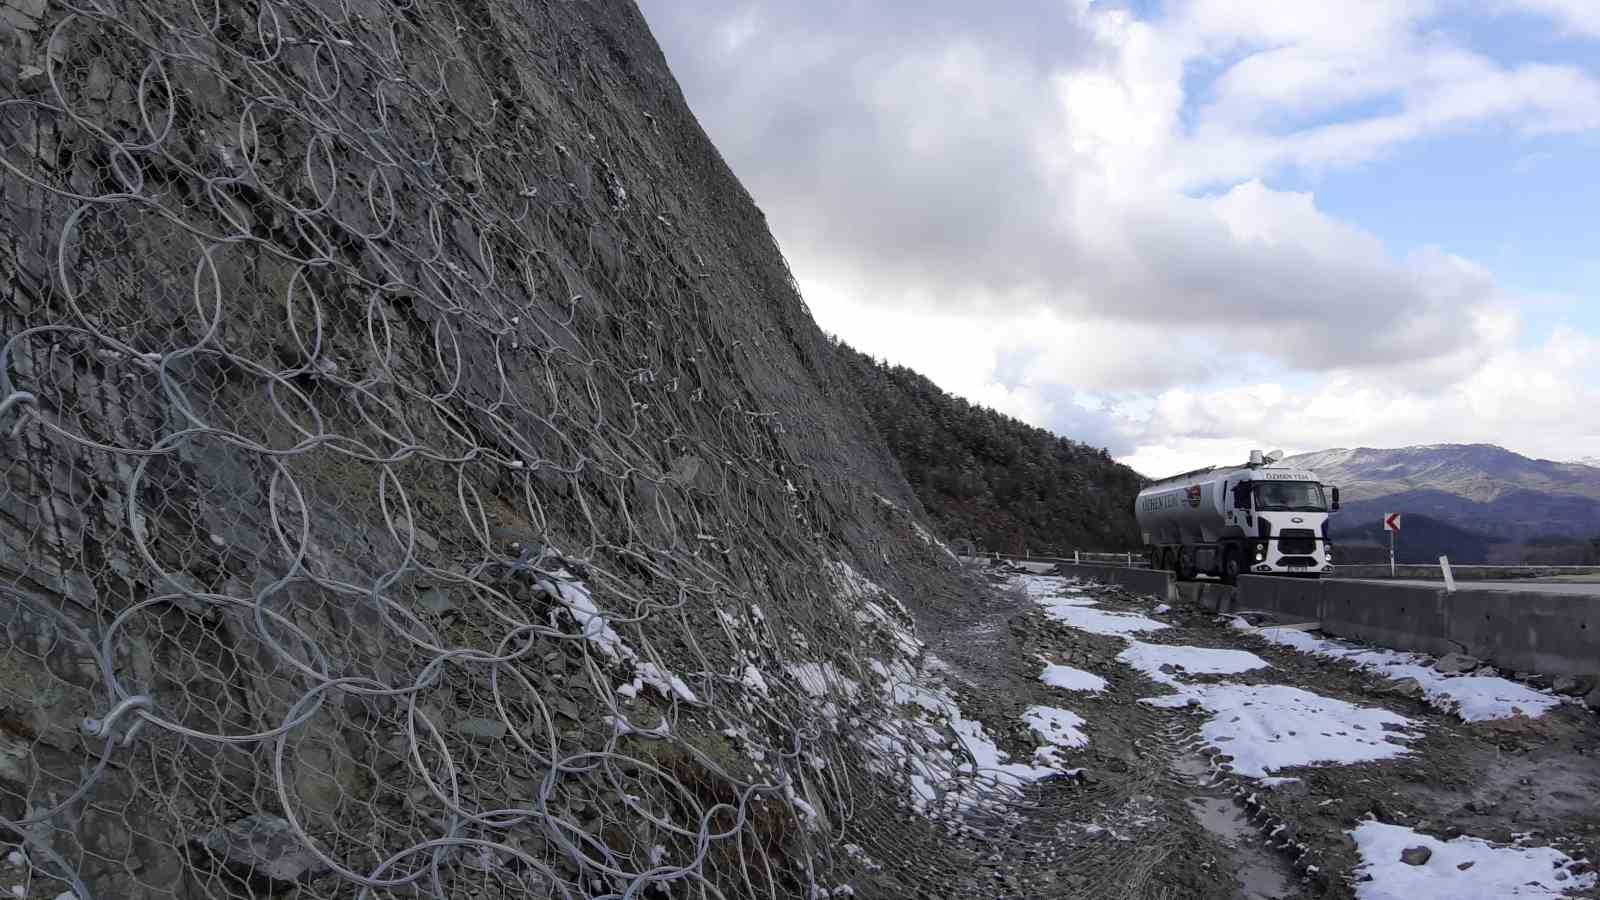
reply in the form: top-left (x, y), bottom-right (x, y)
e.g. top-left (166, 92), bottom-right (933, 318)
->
top-left (1222, 551), bottom-right (1240, 586)
top-left (1176, 548), bottom-right (1197, 582)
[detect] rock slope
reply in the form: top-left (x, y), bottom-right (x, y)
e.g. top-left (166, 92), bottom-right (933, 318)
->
top-left (0, 1), bottom-right (1013, 898)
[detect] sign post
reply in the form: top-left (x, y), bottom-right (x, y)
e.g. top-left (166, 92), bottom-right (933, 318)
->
top-left (1383, 513), bottom-right (1402, 577)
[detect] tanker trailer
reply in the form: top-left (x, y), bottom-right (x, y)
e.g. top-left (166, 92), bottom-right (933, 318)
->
top-left (1134, 450), bottom-right (1341, 584)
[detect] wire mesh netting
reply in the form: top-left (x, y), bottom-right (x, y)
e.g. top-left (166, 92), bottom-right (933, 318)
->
top-left (0, 2), bottom-right (1227, 898)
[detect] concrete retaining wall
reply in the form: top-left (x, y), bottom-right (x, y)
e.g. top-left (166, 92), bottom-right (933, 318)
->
top-left (1228, 577), bottom-right (1600, 678)
top-left (1049, 563), bottom-right (1176, 603)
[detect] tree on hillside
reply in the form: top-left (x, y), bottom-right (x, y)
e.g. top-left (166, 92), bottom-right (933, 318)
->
top-left (831, 341), bottom-right (1145, 554)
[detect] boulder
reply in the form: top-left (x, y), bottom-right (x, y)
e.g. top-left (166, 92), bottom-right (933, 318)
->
top-left (1583, 684), bottom-right (1600, 712)
top-left (1400, 846), bottom-right (1432, 866)
top-left (1384, 677), bottom-right (1424, 699)
top-left (1433, 653), bottom-right (1480, 675)
top-left (1551, 674), bottom-right (1597, 697)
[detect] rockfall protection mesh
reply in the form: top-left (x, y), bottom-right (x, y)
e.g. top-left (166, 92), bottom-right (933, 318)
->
top-left (0, 2), bottom-right (1223, 898)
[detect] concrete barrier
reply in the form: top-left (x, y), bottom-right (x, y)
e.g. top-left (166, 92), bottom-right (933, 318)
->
top-left (1420, 589), bottom-right (1599, 678)
top-left (1235, 576), bottom-right (1322, 622)
top-left (1319, 580), bottom-right (1455, 658)
top-left (1048, 563), bottom-right (1176, 603)
top-left (1175, 582), bottom-right (1237, 613)
top-left (1032, 563), bottom-right (1599, 677)
top-left (1225, 576), bottom-right (1600, 678)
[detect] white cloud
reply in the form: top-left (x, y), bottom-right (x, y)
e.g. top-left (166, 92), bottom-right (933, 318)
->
top-left (638, 0), bottom-right (1600, 469)
top-left (1503, 0), bottom-right (1600, 38)
top-left (1121, 326), bottom-right (1600, 477)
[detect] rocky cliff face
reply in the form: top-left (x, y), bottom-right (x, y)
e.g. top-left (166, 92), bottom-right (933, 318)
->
top-left (0, 2), bottom-right (986, 897)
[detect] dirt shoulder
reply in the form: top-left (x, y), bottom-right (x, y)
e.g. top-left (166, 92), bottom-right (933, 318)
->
top-left (912, 568), bottom-right (1600, 899)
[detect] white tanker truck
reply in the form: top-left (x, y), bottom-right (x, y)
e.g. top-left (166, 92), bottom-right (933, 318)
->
top-left (1134, 450), bottom-right (1340, 584)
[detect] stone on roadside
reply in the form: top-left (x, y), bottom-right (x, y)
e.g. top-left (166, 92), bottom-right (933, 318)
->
top-left (1433, 653), bottom-right (1480, 675)
top-left (1384, 677), bottom-right (1424, 699)
top-left (1551, 674), bottom-right (1596, 697)
top-left (1400, 846), bottom-right (1432, 866)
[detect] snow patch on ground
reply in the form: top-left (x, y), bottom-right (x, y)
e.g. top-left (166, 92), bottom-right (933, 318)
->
top-left (860, 668), bottom-right (1064, 815)
top-left (1243, 622), bottom-right (1561, 722)
top-left (1040, 602), bottom-right (1170, 637)
top-left (617, 661), bottom-right (699, 704)
top-left (1147, 683), bottom-right (1420, 777)
top-left (870, 493), bottom-right (960, 562)
top-left (1350, 821), bottom-right (1596, 899)
top-left (549, 574), bottom-right (633, 662)
top-left (741, 664), bottom-right (770, 696)
top-left (546, 571), bottom-right (699, 704)
top-left (1023, 705), bottom-right (1090, 765)
top-left (1116, 641), bottom-right (1269, 687)
top-left (1021, 574), bottom-right (1168, 635)
top-left (1040, 661), bottom-right (1108, 693)
top-left (912, 521), bottom-right (961, 562)
top-left (787, 662), bottom-right (861, 701)
top-left (1015, 574), bottom-right (1090, 602)
top-left (819, 568), bottom-right (1080, 821)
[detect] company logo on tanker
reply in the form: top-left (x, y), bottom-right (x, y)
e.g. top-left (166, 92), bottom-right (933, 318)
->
top-left (1185, 485), bottom-right (1202, 507)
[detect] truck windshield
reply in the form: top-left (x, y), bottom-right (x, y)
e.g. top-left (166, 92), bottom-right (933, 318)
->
top-left (1253, 481), bottom-right (1327, 512)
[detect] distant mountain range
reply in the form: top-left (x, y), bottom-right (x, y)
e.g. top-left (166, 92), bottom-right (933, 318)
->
top-left (1282, 444), bottom-right (1600, 563)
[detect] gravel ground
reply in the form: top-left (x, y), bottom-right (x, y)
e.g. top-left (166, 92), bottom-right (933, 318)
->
top-left (905, 566), bottom-right (1600, 899)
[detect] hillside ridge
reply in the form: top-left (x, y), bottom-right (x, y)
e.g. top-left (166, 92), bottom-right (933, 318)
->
top-left (834, 343), bottom-right (1146, 555)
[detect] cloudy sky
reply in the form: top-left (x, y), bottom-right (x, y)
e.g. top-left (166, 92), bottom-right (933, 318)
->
top-left (636, 0), bottom-right (1600, 478)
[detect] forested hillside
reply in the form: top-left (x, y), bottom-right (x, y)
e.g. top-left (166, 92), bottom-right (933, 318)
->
top-left (835, 343), bottom-right (1145, 554)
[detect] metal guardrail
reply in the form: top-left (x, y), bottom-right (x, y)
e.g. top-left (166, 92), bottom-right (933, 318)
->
top-left (965, 551), bottom-right (1150, 569)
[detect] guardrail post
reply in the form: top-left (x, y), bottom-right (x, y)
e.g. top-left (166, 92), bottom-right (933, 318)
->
top-left (1074, 550), bottom-right (1079, 565)
top-left (1439, 555), bottom-right (1456, 593)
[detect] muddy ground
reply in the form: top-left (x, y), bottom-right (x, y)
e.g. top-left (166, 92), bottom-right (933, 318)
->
top-left (908, 567), bottom-right (1600, 900)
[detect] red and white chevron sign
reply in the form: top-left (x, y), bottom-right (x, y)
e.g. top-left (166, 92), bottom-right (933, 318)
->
top-left (1383, 513), bottom-right (1402, 532)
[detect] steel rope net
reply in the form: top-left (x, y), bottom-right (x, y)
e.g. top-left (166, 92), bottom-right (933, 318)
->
top-left (0, 2), bottom-right (1197, 898)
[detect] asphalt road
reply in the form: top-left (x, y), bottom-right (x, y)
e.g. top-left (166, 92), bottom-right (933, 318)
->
top-left (1344, 578), bottom-right (1600, 596)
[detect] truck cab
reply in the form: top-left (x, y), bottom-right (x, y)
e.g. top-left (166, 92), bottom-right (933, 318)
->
top-left (1228, 474), bottom-right (1337, 578)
